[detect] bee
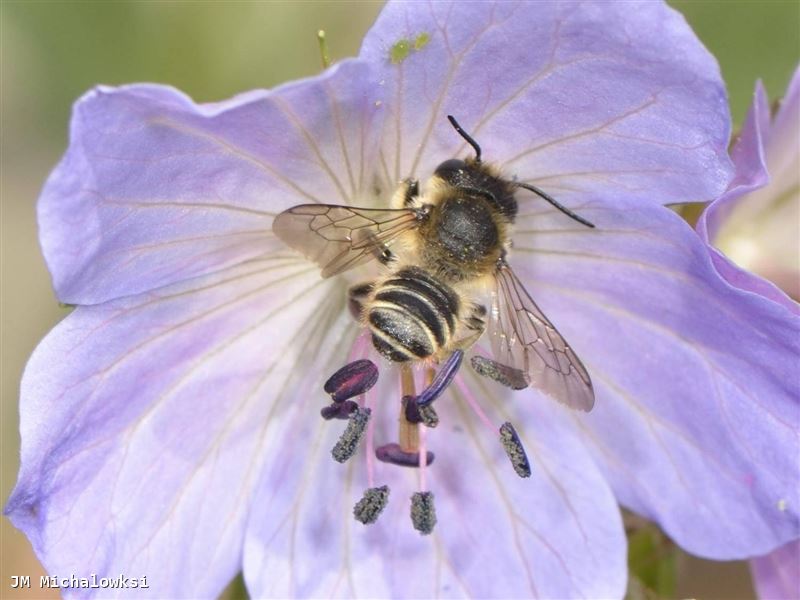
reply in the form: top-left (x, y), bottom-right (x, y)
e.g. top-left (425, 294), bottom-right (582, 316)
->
top-left (273, 116), bottom-right (595, 411)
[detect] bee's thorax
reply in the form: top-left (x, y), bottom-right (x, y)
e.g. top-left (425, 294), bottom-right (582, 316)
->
top-left (416, 191), bottom-right (507, 285)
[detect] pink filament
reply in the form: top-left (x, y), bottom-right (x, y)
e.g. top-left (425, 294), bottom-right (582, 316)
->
top-left (454, 375), bottom-right (497, 433)
top-left (347, 331), bottom-right (371, 366)
top-left (365, 389), bottom-right (376, 488)
top-left (348, 331), bottom-right (376, 487)
top-left (418, 421), bottom-right (428, 492)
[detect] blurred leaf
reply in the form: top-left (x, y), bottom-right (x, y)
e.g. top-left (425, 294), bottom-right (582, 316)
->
top-left (627, 523), bottom-right (679, 598)
top-left (219, 572), bottom-right (248, 600)
top-left (626, 574), bottom-right (659, 600)
top-left (669, 0), bottom-right (799, 126)
top-left (4, 2), bottom-right (381, 144)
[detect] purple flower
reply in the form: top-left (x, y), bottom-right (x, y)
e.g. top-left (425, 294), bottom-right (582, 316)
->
top-left (696, 67), bottom-right (800, 598)
top-left (7, 2), bottom-right (799, 598)
top-left (752, 540), bottom-right (800, 599)
top-left (697, 66), bottom-right (800, 309)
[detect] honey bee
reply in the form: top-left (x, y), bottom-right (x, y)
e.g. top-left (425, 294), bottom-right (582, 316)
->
top-left (273, 116), bottom-right (595, 411)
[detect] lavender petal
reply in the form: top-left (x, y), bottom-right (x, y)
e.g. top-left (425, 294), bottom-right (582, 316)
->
top-left (5, 261), bottom-right (340, 597)
top-left (510, 197), bottom-right (800, 558)
top-left (697, 68), bottom-right (800, 311)
top-left (39, 60), bottom-right (384, 305)
top-left (751, 540), bottom-right (800, 600)
top-left (360, 1), bottom-right (732, 206)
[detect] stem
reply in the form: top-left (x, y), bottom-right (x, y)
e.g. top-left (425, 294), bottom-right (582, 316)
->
top-left (398, 366), bottom-right (419, 452)
top-left (317, 30), bottom-right (331, 69)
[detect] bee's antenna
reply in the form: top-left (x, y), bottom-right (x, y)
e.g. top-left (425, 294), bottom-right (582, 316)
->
top-left (446, 115), bottom-right (482, 163)
top-left (516, 182), bottom-right (596, 228)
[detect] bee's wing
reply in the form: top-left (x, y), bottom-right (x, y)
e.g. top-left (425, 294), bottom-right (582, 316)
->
top-left (272, 204), bottom-right (420, 278)
top-left (487, 262), bottom-right (595, 411)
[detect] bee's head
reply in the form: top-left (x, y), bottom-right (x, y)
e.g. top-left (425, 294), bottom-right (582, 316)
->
top-left (433, 158), bottom-right (467, 183)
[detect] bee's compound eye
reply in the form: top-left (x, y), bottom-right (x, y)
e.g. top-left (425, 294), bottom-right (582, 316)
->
top-left (433, 159), bottom-right (466, 182)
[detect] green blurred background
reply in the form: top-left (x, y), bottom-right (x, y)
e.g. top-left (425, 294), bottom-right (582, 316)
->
top-left (1, 2), bottom-right (797, 598)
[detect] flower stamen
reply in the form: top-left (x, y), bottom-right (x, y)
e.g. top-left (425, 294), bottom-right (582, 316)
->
top-left (375, 443), bottom-right (434, 467)
top-left (324, 358), bottom-right (379, 403)
top-left (470, 355), bottom-right (527, 390)
top-left (403, 350), bottom-right (463, 429)
top-left (454, 376), bottom-right (533, 478)
top-left (398, 366), bottom-right (419, 453)
top-left (499, 421), bottom-right (532, 478)
top-left (320, 400), bottom-right (359, 420)
top-left (403, 395), bottom-right (439, 427)
top-left (331, 407), bottom-right (371, 463)
top-left (353, 485), bottom-right (390, 525)
top-left (410, 491), bottom-right (437, 535)
top-left (364, 388), bottom-right (377, 487)
top-left (417, 350), bottom-right (464, 406)
top-left (417, 404), bottom-right (429, 492)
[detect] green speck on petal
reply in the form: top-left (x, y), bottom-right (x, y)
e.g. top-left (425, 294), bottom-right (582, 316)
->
top-left (389, 32), bottom-right (432, 64)
top-left (390, 39), bottom-right (411, 64)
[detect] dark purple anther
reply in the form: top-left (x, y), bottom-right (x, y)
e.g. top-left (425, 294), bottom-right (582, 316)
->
top-left (416, 350), bottom-right (463, 407)
top-left (375, 443), bottom-right (434, 467)
top-left (324, 359), bottom-right (379, 402)
top-left (320, 400), bottom-right (359, 420)
top-left (403, 396), bottom-right (439, 428)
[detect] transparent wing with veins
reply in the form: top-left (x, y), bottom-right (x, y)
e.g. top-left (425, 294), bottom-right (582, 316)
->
top-left (488, 262), bottom-right (595, 411)
top-left (272, 204), bottom-right (420, 278)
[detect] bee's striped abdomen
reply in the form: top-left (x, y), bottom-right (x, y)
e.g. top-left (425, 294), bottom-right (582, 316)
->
top-left (368, 267), bottom-right (460, 362)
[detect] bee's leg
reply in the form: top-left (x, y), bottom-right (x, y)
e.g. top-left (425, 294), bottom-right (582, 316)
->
top-left (359, 229), bottom-right (397, 267)
top-left (403, 178), bottom-right (420, 206)
top-left (377, 245), bottom-right (396, 266)
top-left (390, 178), bottom-right (420, 208)
top-left (347, 282), bottom-right (374, 321)
top-left (466, 304), bottom-right (487, 332)
top-left (453, 304), bottom-right (487, 350)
